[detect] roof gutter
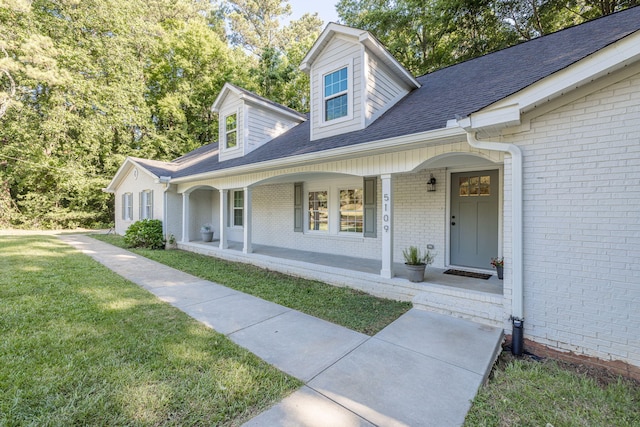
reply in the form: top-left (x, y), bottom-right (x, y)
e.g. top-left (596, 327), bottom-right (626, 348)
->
top-left (459, 118), bottom-right (524, 353)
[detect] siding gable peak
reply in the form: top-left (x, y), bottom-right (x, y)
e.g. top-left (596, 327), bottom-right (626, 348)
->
top-left (300, 23), bottom-right (420, 141)
top-left (211, 83), bottom-right (306, 162)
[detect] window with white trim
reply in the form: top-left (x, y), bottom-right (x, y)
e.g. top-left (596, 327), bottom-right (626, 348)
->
top-left (232, 190), bottom-right (243, 226)
top-left (339, 188), bottom-right (363, 233)
top-left (323, 67), bottom-right (348, 121)
top-left (122, 192), bottom-right (133, 220)
top-left (140, 190), bottom-right (153, 219)
top-left (225, 113), bottom-right (237, 149)
top-left (308, 190), bottom-right (328, 231)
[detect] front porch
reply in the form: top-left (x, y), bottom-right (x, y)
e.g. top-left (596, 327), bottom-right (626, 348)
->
top-left (178, 240), bottom-right (506, 328)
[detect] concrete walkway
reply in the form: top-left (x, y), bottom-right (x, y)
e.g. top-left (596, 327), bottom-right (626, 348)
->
top-left (58, 235), bottom-right (503, 427)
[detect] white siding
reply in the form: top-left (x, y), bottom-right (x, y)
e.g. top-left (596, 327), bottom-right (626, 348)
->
top-left (177, 139), bottom-right (505, 193)
top-left (165, 190), bottom-right (182, 241)
top-left (365, 51), bottom-right (411, 126)
top-left (217, 91), bottom-right (304, 161)
top-left (180, 188), bottom-right (221, 242)
top-left (503, 70), bottom-right (640, 367)
top-left (218, 93), bottom-right (244, 162)
top-left (113, 165), bottom-right (164, 235)
top-left (246, 105), bottom-right (301, 154)
top-left (311, 36), bottom-right (364, 140)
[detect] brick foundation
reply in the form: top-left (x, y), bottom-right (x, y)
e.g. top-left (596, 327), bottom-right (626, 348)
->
top-left (505, 335), bottom-right (640, 382)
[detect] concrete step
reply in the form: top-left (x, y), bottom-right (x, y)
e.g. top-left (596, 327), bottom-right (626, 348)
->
top-left (412, 284), bottom-right (505, 328)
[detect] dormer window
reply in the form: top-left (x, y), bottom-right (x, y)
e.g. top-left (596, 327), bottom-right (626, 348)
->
top-left (225, 113), bottom-right (237, 149)
top-left (324, 67), bottom-right (348, 121)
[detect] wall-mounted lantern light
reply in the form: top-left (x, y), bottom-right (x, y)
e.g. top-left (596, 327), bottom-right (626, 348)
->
top-left (427, 173), bottom-right (437, 192)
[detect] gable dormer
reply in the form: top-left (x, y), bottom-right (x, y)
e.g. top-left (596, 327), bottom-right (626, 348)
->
top-left (300, 23), bottom-right (420, 141)
top-left (212, 83), bottom-right (306, 162)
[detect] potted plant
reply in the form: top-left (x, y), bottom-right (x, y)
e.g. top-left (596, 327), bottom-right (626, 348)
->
top-left (491, 257), bottom-right (504, 279)
top-left (200, 225), bottom-right (214, 242)
top-left (402, 246), bottom-right (436, 282)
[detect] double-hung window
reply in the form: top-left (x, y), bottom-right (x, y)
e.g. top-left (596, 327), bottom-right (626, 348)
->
top-left (140, 190), bottom-right (153, 219)
top-left (324, 67), bottom-right (348, 121)
top-left (225, 113), bottom-right (237, 149)
top-left (232, 190), bottom-right (243, 227)
top-left (339, 188), bottom-right (363, 233)
top-left (122, 193), bottom-right (133, 220)
top-left (298, 179), bottom-right (374, 236)
top-left (308, 190), bottom-right (328, 231)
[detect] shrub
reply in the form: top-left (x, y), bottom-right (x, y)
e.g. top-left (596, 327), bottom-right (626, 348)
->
top-left (124, 219), bottom-right (165, 249)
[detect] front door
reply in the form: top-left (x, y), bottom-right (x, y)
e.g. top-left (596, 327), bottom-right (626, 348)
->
top-left (450, 170), bottom-right (499, 269)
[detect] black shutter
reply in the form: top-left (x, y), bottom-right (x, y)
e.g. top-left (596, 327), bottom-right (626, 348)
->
top-left (363, 177), bottom-right (377, 238)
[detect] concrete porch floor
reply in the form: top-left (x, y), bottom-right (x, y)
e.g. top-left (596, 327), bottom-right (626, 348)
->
top-left (181, 239), bottom-right (502, 294)
top-left (178, 240), bottom-right (505, 329)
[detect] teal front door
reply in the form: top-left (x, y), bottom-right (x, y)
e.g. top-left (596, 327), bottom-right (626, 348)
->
top-left (450, 170), bottom-right (499, 269)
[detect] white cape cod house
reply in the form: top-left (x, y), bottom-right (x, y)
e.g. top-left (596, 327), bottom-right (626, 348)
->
top-left (106, 8), bottom-right (640, 374)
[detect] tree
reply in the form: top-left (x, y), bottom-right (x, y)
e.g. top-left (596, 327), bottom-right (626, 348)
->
top-left (226, 0), bottom-right (292, 53)
top-left (223, 1), bottom-right (322, 111)
top-left (495, 0), bottom-right (637, 41)
top-left (145, 19), bottom-right (238, 155)
top-left (337, 0), bottom-right (518, 75)
top-left (280, 12), bottom-right (323, 111)
top-left (0, 0), bottom-right (235, 228)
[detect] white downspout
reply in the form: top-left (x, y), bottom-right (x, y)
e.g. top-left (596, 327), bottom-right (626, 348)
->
top-left (156, 176), bottom-right (172, 239)
top-left (464, 131), bottom-right (524, 321)
top-left (163, 184), bottom-right (169, 238)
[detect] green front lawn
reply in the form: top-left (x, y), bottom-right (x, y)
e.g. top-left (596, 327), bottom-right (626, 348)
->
top-left (465, 353), bottom-right (640, 426)
top-left (92, 234), bottom-right (411, 335)
top-left (4, 234), bottom-right (638, 426)
top-left (0, 235), bottom-right (301, 426)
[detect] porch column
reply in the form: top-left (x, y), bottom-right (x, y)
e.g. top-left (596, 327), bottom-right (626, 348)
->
top-left (181, 192), bottom-right (190, 243)
top-left (243, 186), bottom-right (252, 254)
top-left (380, 174), bottom-right (394, 278)
top-left (219, 189), bottom-right (228, 249)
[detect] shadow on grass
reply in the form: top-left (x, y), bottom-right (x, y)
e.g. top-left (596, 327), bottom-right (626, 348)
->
top-left (0, 235), bottom-right (301, 426)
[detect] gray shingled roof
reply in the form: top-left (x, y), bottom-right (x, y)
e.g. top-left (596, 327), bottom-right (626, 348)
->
top-left (132, 143), bottom-right (219, 177)
top-left (163, 7), bottom-right (640, 179)
top-left (223, 83), bottom-right (307, 120)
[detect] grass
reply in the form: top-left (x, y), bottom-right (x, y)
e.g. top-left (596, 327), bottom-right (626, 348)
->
top-left (6, 234), bottom-right (638, 426)
top-left (91, 234), bottom-right (411, 335)
top-left (0, 235), bottom-right (301, 426)
top-left (464, 352), bottom-right (640, 427)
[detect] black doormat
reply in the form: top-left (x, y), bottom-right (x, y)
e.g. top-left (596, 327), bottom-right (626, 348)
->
top-left (444, 269), bottom-right (492, 280)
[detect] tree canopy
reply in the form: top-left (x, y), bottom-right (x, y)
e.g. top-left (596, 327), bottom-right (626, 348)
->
top-left (0, 0), bottom-right (632, 228)
top-left (0, 0), bottom-right (321, 228)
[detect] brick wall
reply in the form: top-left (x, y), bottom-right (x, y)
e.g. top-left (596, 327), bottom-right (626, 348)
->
top-left (251, 171), bottom-right (449, 266)
top-left (505, 71), bottom-right (640, 367)
top-left (393, 170), bottom-right (447, 266)
top-left (251, 183), bottom-right (382, 259)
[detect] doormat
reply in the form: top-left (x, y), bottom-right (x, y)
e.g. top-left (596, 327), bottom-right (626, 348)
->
top-left (444, 269), bottom-right (492, 280)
